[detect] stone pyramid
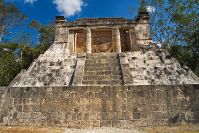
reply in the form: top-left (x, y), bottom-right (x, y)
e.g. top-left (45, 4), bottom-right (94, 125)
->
top-left (9, 16), bottom-right (199, 87)
top-left (0, 11), bottom-right (199, 128)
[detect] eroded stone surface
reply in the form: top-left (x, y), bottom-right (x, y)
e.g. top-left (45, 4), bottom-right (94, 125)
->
top-left (126, 50), bottom-right (199, 85)
top-left (0, 85), bottom-right (199, 127)
top-left (10, 49), bottom-right (199, 87)
top-left (10, 43), bottom-right (76, 87)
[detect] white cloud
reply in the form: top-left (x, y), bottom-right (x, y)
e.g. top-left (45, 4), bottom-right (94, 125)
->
top-left (53, 0), bottom-right (84, 17)
top-left (24, 0), bottom-right (37, 4)
top-left (147, 6), bottom-right (155, 13)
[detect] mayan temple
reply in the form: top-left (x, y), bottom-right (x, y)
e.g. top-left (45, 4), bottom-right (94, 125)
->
top-left (0, 2), bottom-right (199, 129)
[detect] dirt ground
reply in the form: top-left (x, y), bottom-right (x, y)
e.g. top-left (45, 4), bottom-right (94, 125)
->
top-left (0, 124), bottom-right (199, 133)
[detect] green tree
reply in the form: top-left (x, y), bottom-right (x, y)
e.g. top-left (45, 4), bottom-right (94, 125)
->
top-left (29, 20), bottom-right (55, 47)
top-left (0, 43), bottom-right (22, 86)
top-left (0, 0), bottom-right (27, 42)
top-left (144, 0), bottom-right (199, 76)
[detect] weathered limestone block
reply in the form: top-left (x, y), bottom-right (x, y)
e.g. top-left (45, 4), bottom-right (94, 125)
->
top-left (0, 87), bottom-right (9, 126)
top-left (0, 85), bottom-right (198, 127)
top-left (10, 43), bottom-right (76, 87)
top-left (127, 50), bottom-right (199, 85)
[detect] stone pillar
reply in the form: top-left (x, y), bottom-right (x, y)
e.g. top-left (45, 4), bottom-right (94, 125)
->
top-left (85, 28), bottom-right (92, 54)
top-left (54, 16), bottom-right (68, 43)
top-left (112, 28), bottom-right (121, 53)
top-left (129, 28), bottom-right (139, 51)
top-left (135, 9), bottom-right (151, 47)
top-left (74, 33), bottom-right (77, 53)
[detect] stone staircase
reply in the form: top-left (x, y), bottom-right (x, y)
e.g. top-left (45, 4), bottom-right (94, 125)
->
top-left (82, 53), bottom-right (124, 85)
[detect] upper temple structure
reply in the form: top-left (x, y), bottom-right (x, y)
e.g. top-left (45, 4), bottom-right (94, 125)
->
top-left (10, 6), bottom-right (199, 87)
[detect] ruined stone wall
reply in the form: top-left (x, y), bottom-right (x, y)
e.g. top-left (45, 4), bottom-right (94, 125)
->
top-left (0, 87), bottom-right (9, 126)
top-left (0, 85), bottom-right (198, 128)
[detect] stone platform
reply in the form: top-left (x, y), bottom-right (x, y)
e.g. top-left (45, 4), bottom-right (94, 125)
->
top-left (0, 85), bottom-right (199, 128)
top-left (9, 43), bottom-right (199, 87)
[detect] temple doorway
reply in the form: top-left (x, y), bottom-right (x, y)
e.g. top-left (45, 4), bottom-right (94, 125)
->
top-left (91, 29), bottom-right (113, 53)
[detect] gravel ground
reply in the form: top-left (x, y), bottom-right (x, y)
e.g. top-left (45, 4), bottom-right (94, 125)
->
top-left (1, 125), bottom-right (199, 133)
top-left (0, 127), bottom-right (145, 133)
top-left (63, 128), bottom-right (145, 133)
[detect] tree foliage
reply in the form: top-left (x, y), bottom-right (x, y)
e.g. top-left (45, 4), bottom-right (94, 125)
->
top-left (29, 20), bottom-right (55, 47)
top-left (0, 0), bottom-right (27, 42)
top-left (0, 2), bottom-right (55, 86)
top-left (0, 43), bottom-right (21, 86)
top-left (145, 0), bottom-right (199, 76)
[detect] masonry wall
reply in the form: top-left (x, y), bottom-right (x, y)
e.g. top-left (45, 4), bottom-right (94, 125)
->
top-left (0, 85), bottom-right (199, 128)
top-left (0, 87), bottom-right (9, 126)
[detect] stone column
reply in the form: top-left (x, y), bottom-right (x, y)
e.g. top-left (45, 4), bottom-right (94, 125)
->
top-left (85, 28), bottom-right (92, 54)
top-left (112, 28), bottom-right (121, 53)
top-left (73, 32), bottom-right (77, 54)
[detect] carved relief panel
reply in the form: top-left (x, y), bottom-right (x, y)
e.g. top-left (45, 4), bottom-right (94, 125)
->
top-left (91, 30), bottom-right (113, 53)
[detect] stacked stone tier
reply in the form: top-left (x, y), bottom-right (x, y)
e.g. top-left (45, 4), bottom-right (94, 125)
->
top-left (82, 53), bottom-right (124, 85)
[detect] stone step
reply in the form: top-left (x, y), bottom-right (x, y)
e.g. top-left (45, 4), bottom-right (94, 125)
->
top-left (82, 80), bottom-right (123, 85)
top-left (86, 56), bottom-right (119, 60)
top-left (84, 66), bottom-right (121, 72)
top-left (86, 53), bottom-right (118, 58)
top-left (84, 71), bottom-right (122, 75)
top-left (85, 59), bottom-right (119, 64)
top-left (83, 75), bottom-right (122, 81)
top-left (85, 63), bottom-right (120, 68)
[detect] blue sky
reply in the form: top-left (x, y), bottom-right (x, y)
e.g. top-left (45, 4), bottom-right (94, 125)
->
top-left (3, 0), bottom-right (141, 43)
top-left (9, 0), bottom-right (140, 24)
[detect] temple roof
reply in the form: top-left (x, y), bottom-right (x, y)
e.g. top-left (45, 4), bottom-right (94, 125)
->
top-left (65, 17), bottom-right (136, 27)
